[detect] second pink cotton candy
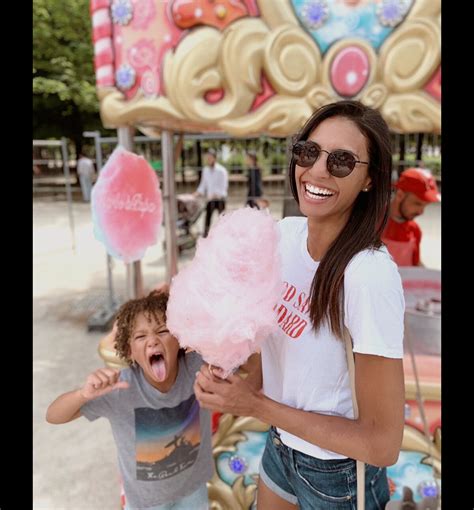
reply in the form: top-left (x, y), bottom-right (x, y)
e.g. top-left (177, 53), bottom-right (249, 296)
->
top-left (167, 207), bottom-right (282, 378)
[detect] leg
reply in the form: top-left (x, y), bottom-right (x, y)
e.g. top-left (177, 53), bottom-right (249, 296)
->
top-left (79, 175), bottom-right (88, 201)
top-left (203, 200), bottom-right (214, 237)
top-left (84, 176), bottom-right (92, 202)
top-left (257, 428), bottom-right (299, 510)
top-left (204, 200), bottom-right (225, 236)
top-left (217, 199), bottom-right (226, 214)
top-left (257, 477), bottom-right (299, 510)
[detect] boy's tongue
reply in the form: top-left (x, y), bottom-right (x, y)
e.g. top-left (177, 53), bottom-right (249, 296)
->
top-left (151, 356), bottom-right (166, 382)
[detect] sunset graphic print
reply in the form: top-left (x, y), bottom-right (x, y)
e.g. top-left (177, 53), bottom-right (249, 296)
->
top-left (135, 394), bottom-right (201, 481)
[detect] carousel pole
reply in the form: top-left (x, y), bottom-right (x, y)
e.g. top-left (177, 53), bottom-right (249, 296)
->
top-left (60, 138), bottom-right (76, 252)
top-left (117, 126), bottom-right (144, 299)
top-left (161, 130), bottom-right (178, 282)
top-left (84, 130), bottom-right (117, 311)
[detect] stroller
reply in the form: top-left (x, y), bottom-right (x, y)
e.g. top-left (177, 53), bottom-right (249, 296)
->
top-left (175, 193), bottom-right (205, 252)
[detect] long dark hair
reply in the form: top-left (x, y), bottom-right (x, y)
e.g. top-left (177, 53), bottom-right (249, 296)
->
top-left (288, 100), bottom-right (392, 339)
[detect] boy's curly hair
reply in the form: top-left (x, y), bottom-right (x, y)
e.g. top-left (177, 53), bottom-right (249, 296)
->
top-left (114, 290), bottom-right (170, 365)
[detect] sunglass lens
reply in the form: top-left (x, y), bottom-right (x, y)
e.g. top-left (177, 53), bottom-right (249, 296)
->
top-left (328, 151), bottom-right (356, 177)
top-left (292, 141), bottom-right (319, 167)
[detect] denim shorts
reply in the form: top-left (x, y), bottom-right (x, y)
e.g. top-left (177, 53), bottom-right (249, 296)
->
top-left (259, 426), bottom-right (390, 510)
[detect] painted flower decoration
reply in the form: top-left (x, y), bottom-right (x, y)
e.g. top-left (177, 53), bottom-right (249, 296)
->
top-left (131, 0), bottom-right (156, 30)
top-left (140, 68), bottom-right (160, 98)
top-left (111, 0), bottom-right (133, 25)
top-left (301, 0), bottom-right (329, 30)
top-left (376, 0), bottom-right (409, 27)
top-left (116, 64), bottom-right (136, 90)
top-left (418, 480), bottom-right (439, 499)
top-left (228, 455), bottom-right (247, 475)
top-left (128, 39), bottom-right (158, 70)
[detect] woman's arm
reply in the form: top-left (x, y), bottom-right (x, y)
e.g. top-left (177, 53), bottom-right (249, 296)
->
top-left (195, 353), bottom-right (404, 467)
top-left (238, 352), bottom-right (262, 391)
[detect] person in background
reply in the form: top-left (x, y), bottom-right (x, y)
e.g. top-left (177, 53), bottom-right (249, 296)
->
top-left (193, 148), bottom-right (228, 237)
top-left (76, 152), bottom-right (95, 202)
top-left (382, 167), bottom-right (441, 266)
top-left (245, 149), bottom-right (263, 209)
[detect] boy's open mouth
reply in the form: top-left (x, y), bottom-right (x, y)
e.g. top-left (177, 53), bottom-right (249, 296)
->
top-left (149, 353), bottom-right (166, 382)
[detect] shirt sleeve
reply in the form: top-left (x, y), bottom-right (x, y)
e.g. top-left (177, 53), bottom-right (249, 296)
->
top-left (81, 388), bottom-right (118, 421)
top-left (221, 167), bottom-right (228, 196)
top-left (344, 250), bottom-right (405, 359)
top-left (196, 168), bottom-right (207, 196)
top-left (188, 352), bottom-right (205, 373)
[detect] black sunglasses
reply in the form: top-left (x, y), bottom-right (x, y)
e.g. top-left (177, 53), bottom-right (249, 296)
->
top-left (292, 140), bottom-right (369, 178)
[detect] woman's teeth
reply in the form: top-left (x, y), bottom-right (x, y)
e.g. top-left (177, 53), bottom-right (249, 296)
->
top-left (304, 183), bottom-right (335, 199)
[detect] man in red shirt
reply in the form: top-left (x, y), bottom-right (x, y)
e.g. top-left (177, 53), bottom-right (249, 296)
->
top-left (382, 168), bottom-right (441, 266)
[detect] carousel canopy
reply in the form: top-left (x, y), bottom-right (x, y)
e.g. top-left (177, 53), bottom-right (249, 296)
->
top-left (91, 0), bottom-right (440, 136)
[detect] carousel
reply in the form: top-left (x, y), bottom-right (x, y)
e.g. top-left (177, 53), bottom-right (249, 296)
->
top-left (90, 0), bottom-right (441, 507)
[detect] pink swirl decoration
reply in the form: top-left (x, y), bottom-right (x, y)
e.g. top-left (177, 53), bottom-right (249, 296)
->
top-left (141, 68), bottom-right (160, 97)
top-left (131, 0), bottom-right (156, 30)
top-left (128, 39), bottom-right (158, 70)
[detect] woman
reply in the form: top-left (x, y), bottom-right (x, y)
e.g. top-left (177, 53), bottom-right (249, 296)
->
top-left (245, 149), bottom-right (263, 208)
top-left (194, 100), bottom-right (405, 509)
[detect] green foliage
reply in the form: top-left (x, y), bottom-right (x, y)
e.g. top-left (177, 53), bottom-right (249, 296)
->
top-left (33, 0), bottom-right (102, 148)
top-left (392, 154), bottom-right (441, 177)
top-left (269, 151), bottom-right (287, 166)
top-left (422, 157), bottom-right (441, 177)
top-left (225, 152), bottom-right (246, 171)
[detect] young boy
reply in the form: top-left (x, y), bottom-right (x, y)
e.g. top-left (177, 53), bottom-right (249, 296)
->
top-left (46, 290), bottom-right (213, 510)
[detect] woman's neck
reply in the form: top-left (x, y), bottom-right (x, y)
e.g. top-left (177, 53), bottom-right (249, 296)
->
top-left (306, 215), bottom-right (349, 261)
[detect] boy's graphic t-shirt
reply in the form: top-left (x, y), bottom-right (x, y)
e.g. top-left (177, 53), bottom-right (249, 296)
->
top-left (81, 352), bottom-right (213, 509)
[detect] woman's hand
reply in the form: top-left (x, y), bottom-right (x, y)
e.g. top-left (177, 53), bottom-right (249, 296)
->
top-left (194, 365), bottom-right (261, 416)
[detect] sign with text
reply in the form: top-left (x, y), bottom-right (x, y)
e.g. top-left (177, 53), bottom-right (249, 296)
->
top-left (91, 145), bottom-right (163, 263)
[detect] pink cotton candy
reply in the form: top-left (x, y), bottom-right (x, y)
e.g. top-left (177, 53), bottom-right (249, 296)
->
top-left (167, 207), bottom-right (282, 378)
top-left (91, 146), bottom-right (162, 263)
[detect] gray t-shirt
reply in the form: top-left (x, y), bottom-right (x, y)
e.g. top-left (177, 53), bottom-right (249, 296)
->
top-left (81, 352), bottom-right (213, 509)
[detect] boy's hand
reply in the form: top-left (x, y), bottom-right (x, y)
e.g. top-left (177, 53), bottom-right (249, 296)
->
top-left (79, 368), bottom-right (129, 400)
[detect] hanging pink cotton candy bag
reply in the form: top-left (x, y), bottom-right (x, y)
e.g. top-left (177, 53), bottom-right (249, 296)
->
top-left (91, 146), bottom-right (163, 263)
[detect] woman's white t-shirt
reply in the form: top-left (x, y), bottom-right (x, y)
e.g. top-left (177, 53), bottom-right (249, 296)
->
top-left (261, 217), bottom-right (405, 460)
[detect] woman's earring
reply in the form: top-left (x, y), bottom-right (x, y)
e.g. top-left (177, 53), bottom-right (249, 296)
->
top-left (362, 187), bottom-right (369, 192)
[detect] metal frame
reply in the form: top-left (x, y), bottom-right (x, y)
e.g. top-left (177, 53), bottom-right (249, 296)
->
top-left (33, 138), bottom-right (76, 252)
top-left (161, 130), bottom-right (179, 282)
top-left (83, 131), bottom-right (121, 331)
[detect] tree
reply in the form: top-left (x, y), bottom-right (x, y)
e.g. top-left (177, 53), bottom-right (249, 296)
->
top-left (33, 0), bottom-right (103, 154)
